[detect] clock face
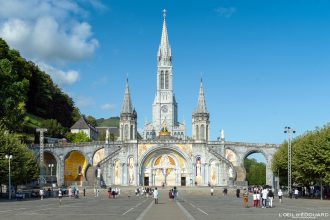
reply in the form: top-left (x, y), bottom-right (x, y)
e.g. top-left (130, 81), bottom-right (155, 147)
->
top-left (161, 105), bottom-right (168, 113)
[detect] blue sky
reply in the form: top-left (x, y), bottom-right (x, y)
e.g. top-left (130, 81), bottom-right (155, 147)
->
top-left (1, 0), bottom-right (330, 153)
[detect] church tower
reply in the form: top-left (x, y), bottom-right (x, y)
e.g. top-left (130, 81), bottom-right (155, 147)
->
top-left (192, 79), bottom-right (210, 141)
top-left (144, 9), bottom-right (185, 140)
top-left (119, 79), bottom-right (137, 141)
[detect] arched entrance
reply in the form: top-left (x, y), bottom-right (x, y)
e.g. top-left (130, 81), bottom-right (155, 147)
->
top-left (243, 150), bottom-right (267, 186)
top-left (139, 147), bottom-right (192, 187)
top-left (64, 151), bottom-right (87, 186)
top-left (44, 152), bottom-right (57, 185)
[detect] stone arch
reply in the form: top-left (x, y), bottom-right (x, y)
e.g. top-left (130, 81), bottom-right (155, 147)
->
top-left (196, 125), bottom-right (199, 140)
top-left (139, 145), bottom-right (193, 186)
top-left (242, 149), bottom-right (268, 163)
top-left (64, 150), bottom-right (88, 186)
top-left (44, 151), bottom-right (59, 185)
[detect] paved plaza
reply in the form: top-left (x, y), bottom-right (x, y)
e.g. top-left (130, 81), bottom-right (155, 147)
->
top-left (0, 187), bottom-right (329, 220)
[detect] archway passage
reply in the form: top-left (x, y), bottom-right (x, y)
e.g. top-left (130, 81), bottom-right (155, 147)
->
top-left (244, 152), bottom-right (266, 186)
top-left (140, 148), bottom-right (189, 187)
top-left (64, 151), bottom-right (87, 186)
top-left (44, 152), bottom-right (57, 185)
top-left (85, 149), bottom-right (105, 186)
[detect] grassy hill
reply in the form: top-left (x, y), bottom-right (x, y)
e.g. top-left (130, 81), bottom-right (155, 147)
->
top-left (96, 117), bottom-right (119, 127)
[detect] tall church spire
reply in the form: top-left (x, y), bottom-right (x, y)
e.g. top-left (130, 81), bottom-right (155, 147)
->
top-left (195, 78), bottom-right (208, 113)
top-left (121, 78), bottom-right (134, 114)
top-left (158, 9), bottom-right (172, 65)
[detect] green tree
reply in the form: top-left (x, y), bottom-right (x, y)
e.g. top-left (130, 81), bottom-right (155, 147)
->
top-left (86, 115), bottom-right (97, 127)
top-left (244, 158), bottom-right (266, 186)
top-left (41, 119), bottom-right (67, 138)
top-left (0, 125), bottom-right (39, 187)
top-left (272, 124), bottom-right (330, 186)
top-left (66, 131), bottom-right (92, 143)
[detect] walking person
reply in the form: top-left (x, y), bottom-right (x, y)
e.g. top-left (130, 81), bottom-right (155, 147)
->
top-left (210, 187), bottom-right (214, 196)
top-left (236, 188), bottom-right (240, 198)
top-left (153, 187), bottom-right (159, 204)
top-left (268, 189), bottom-right (274, 208)
top-left (223, 188), bottom-right (228, 196)
top-left (108, 187), bottom-right (112, 198)
top-left (294, 188), bottom-right (299, 199)
top-left (253, 191), bottom-right (257, 207)
top-left (261, 188), bottom-right (268, 208)
top-left (243, 191), bottom-right (249, 208)
top-left (256, 189), bottom-right (261, 207)
top-left (173, 186), bottom-right (178, 200)
top-left (278, 189), bottom-right (283, 203)
top-left (58, 189), bottom-right (63, 205)
top-left (39, 188), bottom-right (44, 200)
top-left (68, 187), bottom-right (72, 198)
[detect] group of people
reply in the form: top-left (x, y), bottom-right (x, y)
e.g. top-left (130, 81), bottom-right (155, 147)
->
top-left (168, 186), bottom-right (178, 200)
top-left (135, 187), bottom-right (153, 197)
top-left (251, 187), bottom-right (279, 208)
top-left (107, 187), bottom-right (121, 198)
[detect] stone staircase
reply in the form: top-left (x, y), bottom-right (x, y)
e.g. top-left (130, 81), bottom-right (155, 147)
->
top-left (97, 146), bottom-right (121, 166)
top-left (207, 146), bottom-right (237, 180)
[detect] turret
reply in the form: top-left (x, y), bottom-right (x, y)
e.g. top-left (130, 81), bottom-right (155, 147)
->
top-left (192, 79), bottom-right (210, 141)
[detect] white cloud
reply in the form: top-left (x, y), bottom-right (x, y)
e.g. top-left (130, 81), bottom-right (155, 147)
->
top-left (0, 0), bottom-right (100, 87)
top-left (37, 62), bottom-right (80, 86)
top-left (215, 7), bottom-right (236, 18)
top-left (76, 96), bottom-right (94, 108)
top-left (101, 103), bottom-right (116, 111)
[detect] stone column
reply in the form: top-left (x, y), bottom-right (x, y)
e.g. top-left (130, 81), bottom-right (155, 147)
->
top-left (57, 155), bottom-right (64, 186)
top-left (217, 163), bottom-right (221, 186)
top-left (191, 163), bottom-right (195, 186)
top-left (135, 162), bottom-right (139, 186)
top-left (111, 163), bottom-right (115, 185)
top-left (201, 163), bottom-right (205, 185)
top-left (121, 163), bottom-right (126, 185)
top-left (205, 163), bottom-right (209, 186)
top-left (266, 157), bottom-right (273, 186)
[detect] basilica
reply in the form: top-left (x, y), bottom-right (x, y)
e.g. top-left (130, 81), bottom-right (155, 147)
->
top-left (99, 10), bottom-right (276, 187)
top-left (36, 10), bottom-right (278, 188)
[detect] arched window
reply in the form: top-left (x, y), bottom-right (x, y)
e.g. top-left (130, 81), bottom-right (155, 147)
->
top-left (201, 124), bottom-right (205, 140)
top-left (165, 71), bottom-right (169, 89)
top-left (206, 125), bottom-right (208, 141)
top-left (160, 71), bottom-right (164, 89)
top-left (124, 124), bottom-right (129, 140)
top-left (196, 125), bottom-right (199, 140)
top-left (130, 125), bottom-right (133, 140)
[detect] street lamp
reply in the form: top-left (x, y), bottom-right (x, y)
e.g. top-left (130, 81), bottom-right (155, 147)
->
top-left (5, 154), bottom-right (13, 200)
top-left (48, 163), bottom-right (54, 197)
top-left (284, 126), bottom-right (295, 198)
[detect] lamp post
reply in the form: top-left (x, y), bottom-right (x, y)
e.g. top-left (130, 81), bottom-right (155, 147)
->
top-left (5, 154), bottom-right (13, 200)
top-left (48, 163), bottom-right (54, 186)
top-left (284, 126), bottom-right (295, 198)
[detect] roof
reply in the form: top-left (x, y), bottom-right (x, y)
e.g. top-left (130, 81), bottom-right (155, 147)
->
top-left (71, 117), bottom-right (96, 130)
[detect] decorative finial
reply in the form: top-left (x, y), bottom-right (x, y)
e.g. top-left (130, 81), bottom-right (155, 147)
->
top-left (163, 9), bottom-right (167, 19)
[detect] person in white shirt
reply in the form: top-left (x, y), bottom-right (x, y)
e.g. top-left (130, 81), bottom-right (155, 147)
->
top-left (278, 189), bottom-right (283, 203)
top-left (153, 187), bottom-right (159, 204)
top-left (256, 190), bottom-right (261, 207)
top-left (253, 191), bottom-right (257, 207)
top-left (210, 187), bottom-right (214, 196)
top-left (39, 188), bottom-right (44, 200)
top-left (261, 188), bottom-right (268, 208)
